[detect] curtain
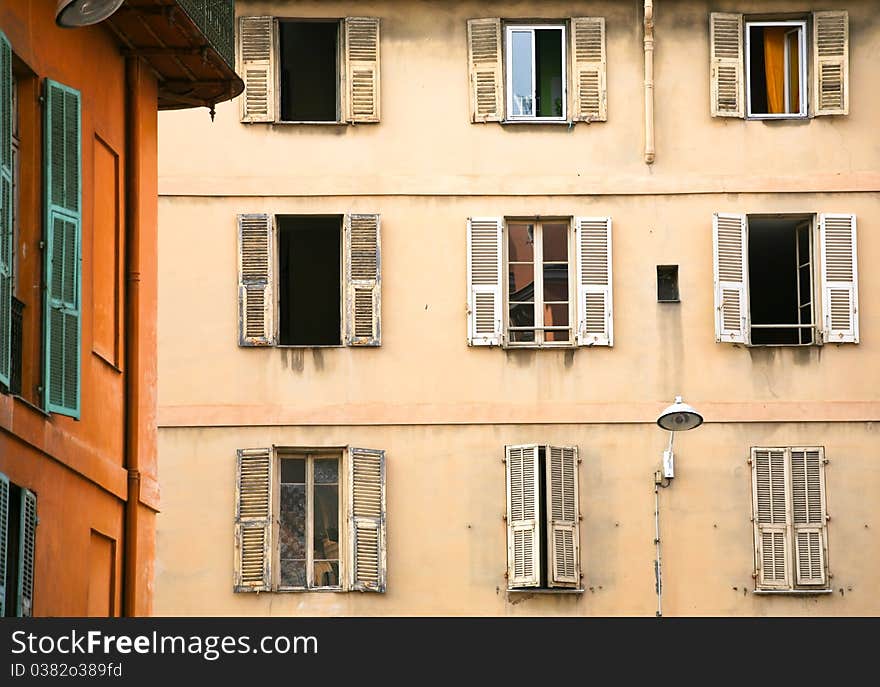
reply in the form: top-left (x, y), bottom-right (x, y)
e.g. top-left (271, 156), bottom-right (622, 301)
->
top-left (763, 27), bottom-right (786, 114)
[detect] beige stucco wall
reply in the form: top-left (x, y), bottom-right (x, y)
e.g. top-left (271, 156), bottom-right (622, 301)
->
top-left (155, 0), bottom-right (879, 615)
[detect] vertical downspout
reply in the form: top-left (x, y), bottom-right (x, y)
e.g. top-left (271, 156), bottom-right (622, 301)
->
top-left (644, 0), bottom-right (656, 164)
top-left (122, 56), bottom-right (142, 617)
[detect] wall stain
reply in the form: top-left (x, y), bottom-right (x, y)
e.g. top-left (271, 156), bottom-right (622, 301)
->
top-left (505, 349), bottom-right (536, 368)
top-left (312, 348), bottom-right (325, 371)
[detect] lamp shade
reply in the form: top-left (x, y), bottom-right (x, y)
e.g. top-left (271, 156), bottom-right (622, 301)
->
top-left (56, 0), bottom-right (125, 27)
top-left (656, 396), bottom-right (703, 432)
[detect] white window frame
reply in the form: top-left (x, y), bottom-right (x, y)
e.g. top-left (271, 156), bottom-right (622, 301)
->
top-left (503, 218), bottom-right (575, 347)
top-left (504, 23), bottom-right (567, 123)
top-left (274, 18), bottom-right (344, 124)
top-left (746, 213), bottom-right (819, 347)
top-left (744, 20), bottom-right (808, 119)
top-left (275, 447), bottom-right (346, 592)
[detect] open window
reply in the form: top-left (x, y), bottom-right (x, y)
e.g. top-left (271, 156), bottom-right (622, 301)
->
top-left (713, 213), bottom-right (858, 346)
top-left (506, 24), bottom-right (566, 121)
top-left (278, 21), bottom-right (340, 122)
top-left (745, 20), bottom-right (806, 118)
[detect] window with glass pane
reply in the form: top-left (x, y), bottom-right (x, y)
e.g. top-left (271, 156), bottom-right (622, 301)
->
top-left (279, 454), bottom-right (340, 589)
top-left (507, 221), bottom-right (571, 344)
top-left (506, 25), bottom-right (566, 120)
top-left (745, 21), bottom-right (806, 118)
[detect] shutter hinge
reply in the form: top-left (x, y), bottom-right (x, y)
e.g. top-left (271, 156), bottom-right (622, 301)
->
top-left (578, 514), bottom-right (583, 521)
top-left (747, 458), bottom-right (752, 465)
top-left (825, 514), bottom-right (831, 522)
top-left (39, 240), bottom-right (45, 250)
top-left (752, 571), bottom-right (758, 579)
top-left (502, 514), bottom-right (507, 521)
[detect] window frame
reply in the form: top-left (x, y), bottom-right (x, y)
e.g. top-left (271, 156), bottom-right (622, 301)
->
top-left (503, 217), bottom-right (575, 348)
top-left (504, 22), bottom-right (568, 123)
top-left (744, 19), bottom-right (808, 120)
top-left (275, 448), bottom-right (345, 592)
top-left (274, 17), bottom-right (344, 125)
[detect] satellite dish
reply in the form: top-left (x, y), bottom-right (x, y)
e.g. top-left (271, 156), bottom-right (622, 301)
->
top-left (56, 0), bottom-right (125, 27)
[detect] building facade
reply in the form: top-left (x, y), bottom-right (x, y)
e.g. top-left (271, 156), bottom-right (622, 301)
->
top-left (155, 0), bottom-right (878, 615)
top-left (0, 0), bottom-right (241, 616)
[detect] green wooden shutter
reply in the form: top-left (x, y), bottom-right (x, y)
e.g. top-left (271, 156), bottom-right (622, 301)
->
top-left (0, 473), bottom-right (9, 617)
top-left (43, 80), bottom-right (81, 417)
top-left (0, 32), bottom-right (13, 389)
top-left (17, 488), bottom-right (36, 616)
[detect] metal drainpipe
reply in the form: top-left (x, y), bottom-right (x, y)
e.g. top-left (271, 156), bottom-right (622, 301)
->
top-left (644, 0), bottom-right (656, 164)
top-left (122, 56), bottom-right (143, 617)
top-left (654, 430), bottom-right (673, 617)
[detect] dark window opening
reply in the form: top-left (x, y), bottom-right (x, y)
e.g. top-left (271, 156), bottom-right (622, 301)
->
top-left (3, 483), bottom-right (22, 617)
top-left (535, 30), bottom-right (563, 118)
top-left (657, 265), bottom-right (680, 302)
top-left (537, 446), bottom-right (548, 588)
top-left (278, 216), bottom-right (341, 346)
top-left (748, 217), bottom-right (813, 345)
top-left (279, 21), bottom-right (339, 122)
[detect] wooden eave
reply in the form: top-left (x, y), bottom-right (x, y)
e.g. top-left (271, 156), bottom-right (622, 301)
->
top-left (104, 0), bottom-right (243, 112)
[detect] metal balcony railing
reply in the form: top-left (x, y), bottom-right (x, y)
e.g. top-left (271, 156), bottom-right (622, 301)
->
top-left (176, 0), bottom-right (235, 68)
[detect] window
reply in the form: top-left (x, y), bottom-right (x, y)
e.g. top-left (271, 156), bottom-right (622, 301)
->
top-left (467, 216), bottom-right (612, 348)
top-left (467, 17), bottom-right (606, 124)
top-left (0, 472), bottom-right (38, 616)
top-left (238, 16), bottom-right (380, 124)
top-left (750, 447), bottom-right (829, 591)
top-left (656, 265), bottom-right (680, 303)
top-left (712, 213), bottom-right (858, 346)
top-left (710, 11), bottom-right (849, 118)
top-left (233, 447), bottom-right (386, 593)
top-left (237, 213), bottom-right (380, 348)
top-left (506, 25), bottom-right (566, 121)
top-left (505, 445), bottom-right (581, 591)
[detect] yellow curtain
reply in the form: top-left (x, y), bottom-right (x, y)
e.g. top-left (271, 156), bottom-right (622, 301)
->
top-left (763, 28), bottom-right (786, 114)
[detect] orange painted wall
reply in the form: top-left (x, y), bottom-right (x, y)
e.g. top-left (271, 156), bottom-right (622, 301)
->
top-left (0, 0), bottom-right (159, 616)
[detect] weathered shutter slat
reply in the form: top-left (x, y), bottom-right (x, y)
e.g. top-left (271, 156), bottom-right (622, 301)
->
top-left (349, 447), bottom-right (386, 592)
top-left (710, 13), bottom-right (744, 118)
top-left (713, 213), bottom-right (748, 344)
top-left (791, 448), bottom-right (828, 586)
top-left (819, 214), bottom-right (858, 343)
top-left (0, 472), bottom-right (9, 617)
top-left (239, 16), bottom-right (275, 123)
top-left (576, 217), bottom-right (612, 346)
top-left (43, 80), bottom-right (81, 418)
top-left (345, 214), bottom-right (381, 346)
top-left (813, 11), bottom-right (848, 116)
top-left (238, 213), bottom-right (275, 346)
top-left (17, 488), bottom-right (36, 616)
top-left (0, 32), bottom-right (12, 389)
top-left (467, 217), bottom-right (502, 346)
top-left (571, 18), bottom-right (607, 122)
top-left (547, 446), bottom-right (580, 587)
top-left (752, 448), bottom-right (790, 589)
top-left (506, 444), bottom-right (541, 588)
top-left (234, 448), bottom-right (272, 592)
top-left (467, 18), bottom-right (503, 122)
top-left (345, 18), bottom-right (380, 123)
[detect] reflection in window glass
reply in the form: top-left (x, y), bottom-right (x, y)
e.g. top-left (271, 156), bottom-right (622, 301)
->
top-left (510, 31), bottom-right (533, 116)
top-left (279, 459), bottom-right (306, 587)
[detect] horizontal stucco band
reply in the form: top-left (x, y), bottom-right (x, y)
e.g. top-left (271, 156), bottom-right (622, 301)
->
top-left (157, 401), bottom-right (879, 428)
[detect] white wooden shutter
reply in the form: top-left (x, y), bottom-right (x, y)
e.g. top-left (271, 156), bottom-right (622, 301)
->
top-left (345, 18), bottom-right (381, 123)
top-left (505, 445), bottom-right (541, 588)
top-left (238, 213), bottom-right (275, 346)
top-left (571, 18), bottom-right (607, 122)
top-left (751, 448), bottom-right (791, 589)
top-left (349, 447), bottom-right (386, 592)
top-left (819, 214), bottom-right (858, 343)
top-left (17, 488), bottom-right (36, 616)
top-left (238, 16), bottom-right (275, 123)
top-left (546, 446), bottom-right (580, 588)
top-left (345, 214), bottom-right (381, 346)
top-left (576, 217), bottom-right (612, 346)
top-left (713, 213), bottom-right (748, 344)
top-left (791, 448), bottom-right (828, 587)
top-left (467, 19), bottom-right (503, 122)
top-left (710, 13), bottom-right (744, 118)
top-left (234, 448), bottom-right (272, 592)
top-left (467, 217), bottom-right (502, 346)
top-left (0, 472), bottom-right (8, 617)
top-left (813, 11), bottom-right (849, 116)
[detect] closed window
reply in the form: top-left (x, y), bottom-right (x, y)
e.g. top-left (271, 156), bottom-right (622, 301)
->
top-left (0, 473), bottom-right (37, 616)
top-left (710, 11), bottom-right (849, 118)
top-left (467, 216), bottom-right (612, 348)
top-left (712, 213), bottom-right (858, 346)
top-left (234, 447), bottom-right (386, 593)
top-left (505, 445), bottom-right (581, 591)
top-left (237, 213), bottom-right (380, 347)
top-left (467, 17), bottom-right (606, 124)
top-left (750, 447), bottom-right (829, 591)
top-left (238, 16), bottom-right (380, 124)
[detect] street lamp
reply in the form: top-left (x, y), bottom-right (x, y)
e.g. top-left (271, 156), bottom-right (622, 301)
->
top-left (653, 395), bottom-right (703, 617)
top-left (56, 0), bottom-right (125, 27)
